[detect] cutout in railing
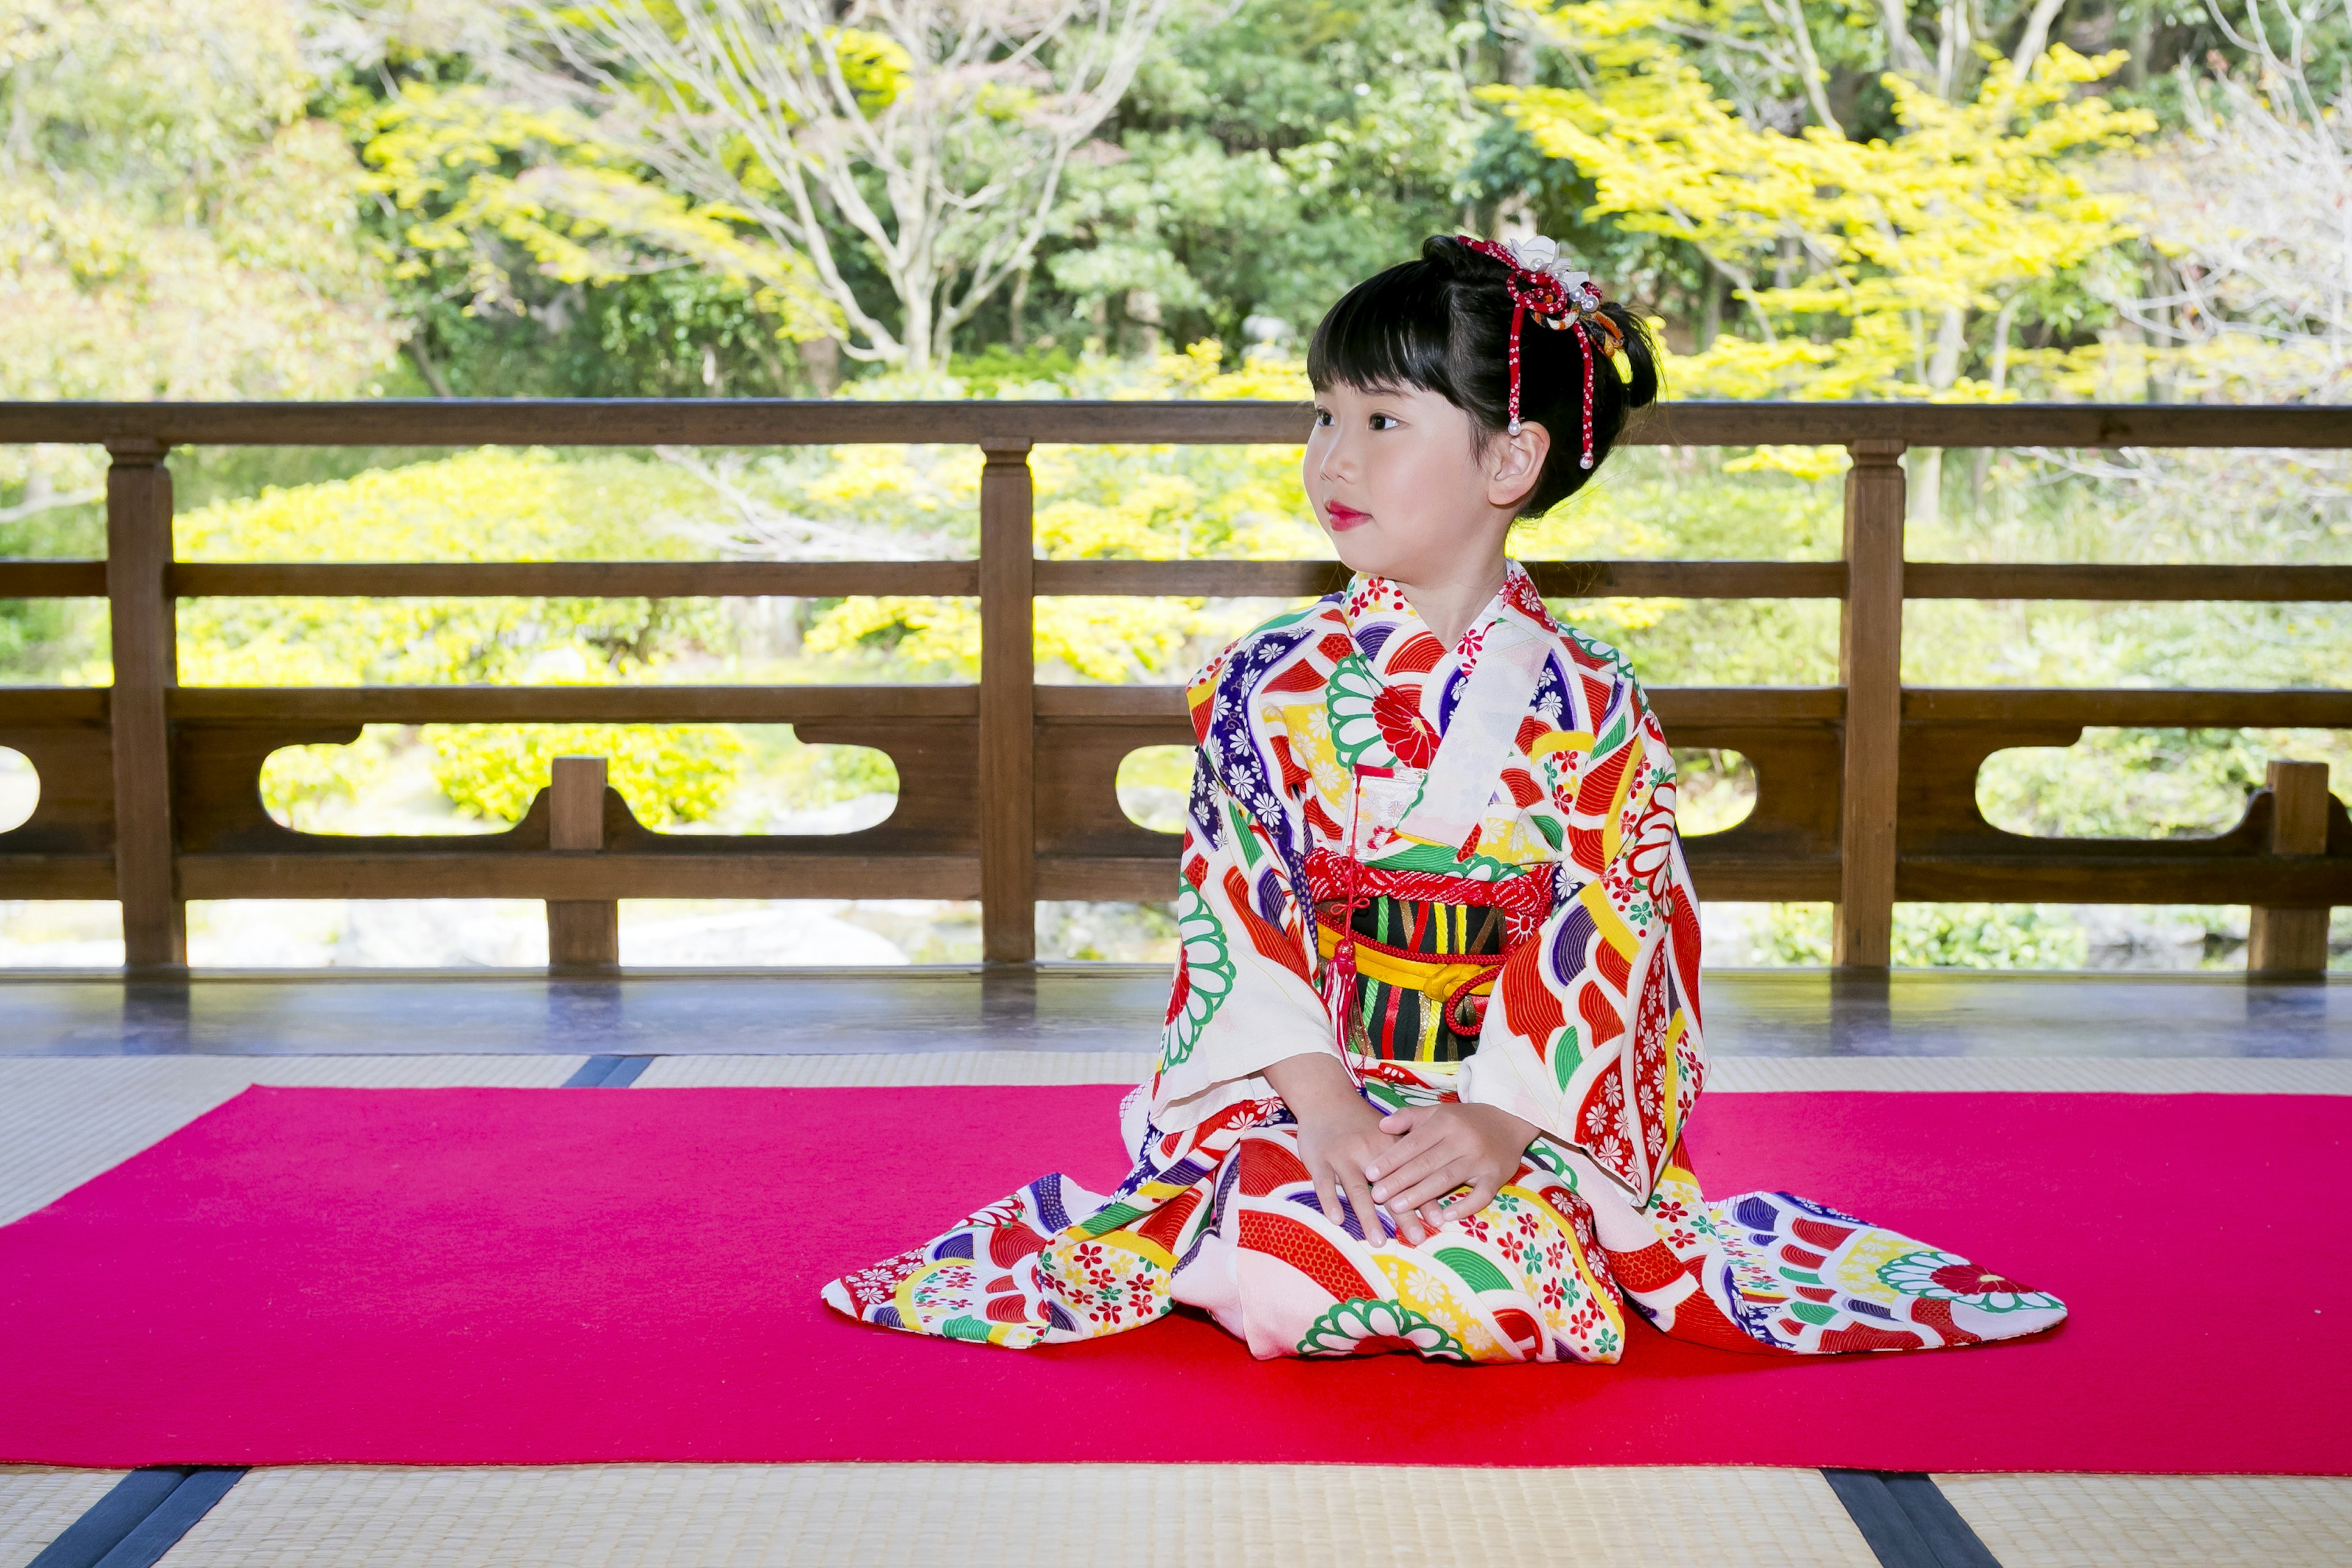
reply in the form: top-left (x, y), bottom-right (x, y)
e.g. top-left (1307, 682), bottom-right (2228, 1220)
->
top-left (0, 748), bottom-right (34, 833)
top-left (1117, 745), bottom-right (1192, 835)
top-left (1670, 748), bottom-right (1757, 836)
top-left (259, 725), bottom-right (900, 836)
top-left (1975, 728), bottom-right (2350, 840)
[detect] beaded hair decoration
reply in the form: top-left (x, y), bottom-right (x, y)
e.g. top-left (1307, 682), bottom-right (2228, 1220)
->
top-left (1458, 235), bottom-right (1623, 469)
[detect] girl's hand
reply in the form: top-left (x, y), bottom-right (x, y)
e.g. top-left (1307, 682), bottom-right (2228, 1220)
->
top-left (1365, 1102), bottom-right (1540, 1242)
top-left (1261, 1052), bottom-right (1400, 1246)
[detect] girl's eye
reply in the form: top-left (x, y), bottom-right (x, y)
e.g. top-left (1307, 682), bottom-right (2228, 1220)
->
top-left (1313, 407), bottom-right (1333, 426)
top-left (1368, 413), bottom-right (1400, 431)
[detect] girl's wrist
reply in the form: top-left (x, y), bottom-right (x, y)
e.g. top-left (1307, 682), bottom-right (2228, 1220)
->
top-left (1262, 1052), bottom-right (1379, 1135)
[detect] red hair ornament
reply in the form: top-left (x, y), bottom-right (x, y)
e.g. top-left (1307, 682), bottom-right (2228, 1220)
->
top-left (1458, 235), bottom-right (1623, 470)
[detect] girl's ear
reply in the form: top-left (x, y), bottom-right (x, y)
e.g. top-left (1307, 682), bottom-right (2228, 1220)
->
top-left (1485, 421), bottom-right (1550, 512)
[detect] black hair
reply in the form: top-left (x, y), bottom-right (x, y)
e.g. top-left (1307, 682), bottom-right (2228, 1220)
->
top-left (1306, 235), bottom-right (1659, 518)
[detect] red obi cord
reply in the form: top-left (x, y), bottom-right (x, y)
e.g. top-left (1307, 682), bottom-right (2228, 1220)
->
top-left (1302, 848), bottom-right (1557, 1072)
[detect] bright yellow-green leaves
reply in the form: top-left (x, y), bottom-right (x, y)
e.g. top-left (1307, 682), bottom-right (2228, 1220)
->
top-left (827, 27), bottom-right (913, 116)
top-left (349, 79), bottom-right (835, 338)
top-left (170, 448), bottom-right (740, 824)
top-left (1493, 20), bottom-right (2154, 402)
top-left (171, 447), bottom-right (717, 683)
top-left (426, 722), bottom-right (747, 827)
top-left (798, 341), bottom-right (1319, 680)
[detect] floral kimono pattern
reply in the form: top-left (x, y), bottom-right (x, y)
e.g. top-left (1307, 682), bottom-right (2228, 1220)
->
top-left (823, 562), bottom-right (2065, 1362)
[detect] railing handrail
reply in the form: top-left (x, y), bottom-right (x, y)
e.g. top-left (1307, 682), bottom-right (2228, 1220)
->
top-left (0, 398), bottom-right (2343, 978)
top-left (2, 559), bottom-right (2348, 603)
top-left (6, 398), bottom-right (2352, 449)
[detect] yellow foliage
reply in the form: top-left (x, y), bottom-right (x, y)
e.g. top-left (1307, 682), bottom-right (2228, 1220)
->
top-left (425, 722), bottom-right (747, 827)
top-left (1722, 445), bottom-right (1851, 480)
top-left (802, 594), bottom-right (980, 674)
top-left (164, 448), bottom-right (740, 821)
top-left (350, 80), bottom-right (835, 338)
top-left (1493, 30), bottom-right (2154, 399)
top-left (170, 446), bottom-right (725, 687)
top-left (826, 28), bottom-right (914, 115)
top-left (797, 341), bottom-right (1324, 680)
top-left (800, 442), bottom-right (980, 514)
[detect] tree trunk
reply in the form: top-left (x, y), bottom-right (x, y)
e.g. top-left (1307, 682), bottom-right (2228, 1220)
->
top-left (903, 277), bottom-right (936, 376)
top-left (1912, 306), bottom-right (1966, 532)
top-left (802, 335), bottom-right (842, 395)
top-left (404, 336), bottom-right (454, 399)
top-left (1908, 448), bottom-right (1943, 533)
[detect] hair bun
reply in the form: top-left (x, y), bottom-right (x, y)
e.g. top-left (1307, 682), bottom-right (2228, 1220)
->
top-left (1308, 235), bottom-right (1662, 516)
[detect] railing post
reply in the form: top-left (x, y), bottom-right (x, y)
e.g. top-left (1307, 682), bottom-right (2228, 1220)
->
top-left (546, 755), bottom-right (618, 971)
top-left (1835, 439), bottom-right (1906, 971)
top-left (2248, 760), bottom-right (2332, 978)
top-left (978, 439), bottom-right (1037, 963)
top-left (105, 438), bottom-right (185, 972)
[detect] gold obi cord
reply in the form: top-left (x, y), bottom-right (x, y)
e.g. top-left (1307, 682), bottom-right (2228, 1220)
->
top-left (1314, 897), bottom-right (1510, 1063)
top-left (1302, 848), bottom-right (1556, 1066)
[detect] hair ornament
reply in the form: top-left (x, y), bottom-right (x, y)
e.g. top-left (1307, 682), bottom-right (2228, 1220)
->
top-left (1459, 234), bottom-right (1615, 469)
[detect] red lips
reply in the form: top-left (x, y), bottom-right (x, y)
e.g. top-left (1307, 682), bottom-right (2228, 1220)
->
top-left (1325, 501), bottom-right (1370, 530)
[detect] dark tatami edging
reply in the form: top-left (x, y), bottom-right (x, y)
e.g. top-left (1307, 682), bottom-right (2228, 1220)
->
top-left (562, 1054), bottom-right (655, 1088)
top-left (1824, 1469), bottom-right (2003, 1568)
top-left (28, 1467), bottom-right (245, 1568)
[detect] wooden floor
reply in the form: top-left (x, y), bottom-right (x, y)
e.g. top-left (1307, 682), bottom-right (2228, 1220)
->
top-left (1, 970), bottom-right (2346, 1567)
top-left (1, 965), bottom-right (2344, 1058)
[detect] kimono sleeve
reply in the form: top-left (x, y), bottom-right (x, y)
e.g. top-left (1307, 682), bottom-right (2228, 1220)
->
top-left (1455, 673), bottom-right (1707, 1202)
top-left (1145, 734), bottom-right (1338, 1137)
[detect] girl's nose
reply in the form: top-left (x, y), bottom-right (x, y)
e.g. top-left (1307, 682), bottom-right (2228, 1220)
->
top-left (1317, 432), bottom-right (1358, 484)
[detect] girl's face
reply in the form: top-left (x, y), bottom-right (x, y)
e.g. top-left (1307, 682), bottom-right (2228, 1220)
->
top-left (1304, 380), bottom-right (1546, 587)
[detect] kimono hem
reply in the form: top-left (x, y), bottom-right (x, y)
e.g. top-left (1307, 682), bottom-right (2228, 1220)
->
top-left (821, 562), bottom-right (2065, 1363)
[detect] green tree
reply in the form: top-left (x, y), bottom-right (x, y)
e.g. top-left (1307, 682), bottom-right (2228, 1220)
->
top-left (0, 0), bottom-right (399, 667)
top-left (1030, 0), bottom-right (1494, 353)
top-left (513, 0), bottom-right (1172, 373)
top-left (0, 0), bottom-right (393, 410)
top-left (344, 77), bottom-right (834, 395)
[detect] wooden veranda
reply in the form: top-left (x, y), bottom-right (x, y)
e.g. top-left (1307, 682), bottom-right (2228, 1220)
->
top-left (0, 398), bottom-right (2345, 976)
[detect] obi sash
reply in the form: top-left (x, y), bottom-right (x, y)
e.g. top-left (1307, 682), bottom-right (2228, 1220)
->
top-left (1305, 847), bottom-right (1555, 1065)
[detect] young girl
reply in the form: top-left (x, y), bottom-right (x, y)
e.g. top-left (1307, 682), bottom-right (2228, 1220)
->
top-left (824, 235), bottom-right (2065, 1363)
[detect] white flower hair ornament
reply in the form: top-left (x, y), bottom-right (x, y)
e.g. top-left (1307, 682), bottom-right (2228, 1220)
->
top-left (1460, 234), bottom-right (1625, 469)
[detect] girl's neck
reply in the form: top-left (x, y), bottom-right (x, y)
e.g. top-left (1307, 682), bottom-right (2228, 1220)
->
top-left (1390, 556), bottom-right (1511, 650)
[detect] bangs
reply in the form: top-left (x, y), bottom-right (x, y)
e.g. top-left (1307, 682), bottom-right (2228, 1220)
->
top-left (1306, 260), bottom-right (1464, 404)
top-left (1302, 233), bottom-right (1659, 516)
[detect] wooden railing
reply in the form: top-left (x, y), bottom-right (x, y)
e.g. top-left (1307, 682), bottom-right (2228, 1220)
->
top-left (0, 399), bottom-right (2347, 978)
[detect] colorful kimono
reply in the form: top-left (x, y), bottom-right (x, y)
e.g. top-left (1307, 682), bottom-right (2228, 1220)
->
top-left (823, 563), bottom-right (2065, 1363)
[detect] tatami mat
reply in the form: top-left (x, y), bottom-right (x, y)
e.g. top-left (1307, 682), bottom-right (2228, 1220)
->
top-left (0, 1466), bottom-right (126, 1568)
top-left (159, 1463), bottom-right (1877, 1568)
top-left (12, 1464), bottom-right (2352, 1568)
top-left (1708, 1056), bottom-right (2352, 1095)
top-left (635, 1050), bottom-right (1157, 1087)
top-left (0, 1057), bottom-right (584, 1225)
top-left (1937, 1473), bottom-right (2352, 1566)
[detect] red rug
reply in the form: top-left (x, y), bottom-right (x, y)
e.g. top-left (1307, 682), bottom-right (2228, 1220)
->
top-left (0, 1084), bottom-right (2343, 1472)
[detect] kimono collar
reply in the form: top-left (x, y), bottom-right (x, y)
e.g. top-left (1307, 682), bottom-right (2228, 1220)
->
top-left (1341, 560), bottom-right (1554, 682)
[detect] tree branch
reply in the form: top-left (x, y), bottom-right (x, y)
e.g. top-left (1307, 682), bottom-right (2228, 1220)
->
top-left (1757, 0), bottom-right (1844, 134)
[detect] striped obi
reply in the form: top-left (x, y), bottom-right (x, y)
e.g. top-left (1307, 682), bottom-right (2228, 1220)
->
top-left (1304, 847), bottom-right (1556, 1063)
